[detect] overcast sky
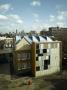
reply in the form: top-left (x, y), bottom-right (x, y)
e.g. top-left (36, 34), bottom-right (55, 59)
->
top-left (0, 0), bottom-right (67, 33)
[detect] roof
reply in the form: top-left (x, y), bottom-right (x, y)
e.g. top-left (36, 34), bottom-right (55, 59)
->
top-left (0, 37), bottom-right (13, 40)
top-left (0, 37), bottom-right (6, 40)
top-left (24, 35), bottom-right (53, 44)
top-left (16, 35), bottom-right (21, 43)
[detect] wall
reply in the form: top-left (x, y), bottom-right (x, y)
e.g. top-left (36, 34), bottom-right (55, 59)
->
top-left (31, 42), bottom-right (61, 77)
top-left (16, 38), bottom-right (31, 51)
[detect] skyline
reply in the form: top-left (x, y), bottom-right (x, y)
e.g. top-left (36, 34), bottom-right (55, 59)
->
top-left (0, 0), bottom-right (67, 32)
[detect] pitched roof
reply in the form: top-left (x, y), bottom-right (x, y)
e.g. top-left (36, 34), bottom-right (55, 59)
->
top-left (24, 35), bottom-right (53, 44)
top-left (16, 36), bottom-right (21, 43)
top-left (16, 35), bottom-right (53, 50)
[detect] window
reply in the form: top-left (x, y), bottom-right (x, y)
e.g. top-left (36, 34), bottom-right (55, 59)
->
top-left (17, 52), bottom-right (31, 60)
top-left (36, 44), bottom-right (39, 49)
top-left (43, 49), bottom-right (47, 53)
top-left (51, 43), bottom-right (57, 48)
top-left (36, 66), bottom-right (40, 71)
top-left (36, 57), bottom-right (38, 61)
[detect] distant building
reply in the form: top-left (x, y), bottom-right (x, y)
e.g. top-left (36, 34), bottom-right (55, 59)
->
top-left (0, 37), bottom-right (14, 54)
top-left (49, 27), bottom-right (67, 54)
top-left (40, 30), bottom-right (51, 36)
top-left (28, 31), bottom-right (37, 35)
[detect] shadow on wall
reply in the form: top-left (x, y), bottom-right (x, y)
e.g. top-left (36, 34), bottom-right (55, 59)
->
top-left (0, 63), bottom-right (10, 75)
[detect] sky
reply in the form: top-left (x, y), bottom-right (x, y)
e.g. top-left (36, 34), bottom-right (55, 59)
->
top-left (0, 0), bottom-right (67, 33)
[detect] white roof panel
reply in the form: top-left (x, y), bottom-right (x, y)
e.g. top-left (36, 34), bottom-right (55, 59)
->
top-left (16, 36), bottom-right (21, 42)
top-left (47, 36), bottom-right (53, 42)
top-left (24, 36), bottom-right (32, 44)
top-left (23, 35), bottom-right (53, 44)
top-left (32, 36), bottom-right (39, 42)
top-left (39, 36), bottom-right (47, 42)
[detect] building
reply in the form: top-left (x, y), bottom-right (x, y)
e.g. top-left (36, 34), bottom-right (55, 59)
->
top-left (49, 27), bottom-right (67, 67)
top-left (0, 37), bottom-right (15, 75)
top-left (49, 27), bottom-right (67, 57)
top-left (28, 31), bottom-right (37, 35)
top-left (13, 35), bottom-right (62, 77)
top-left (40, 29), bottom-right (51, 36)
top-left (0, 37), bottom-right (14, 54)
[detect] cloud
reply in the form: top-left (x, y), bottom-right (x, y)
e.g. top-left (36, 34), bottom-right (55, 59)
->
top-left (49, 10), bottom-right (67, 23)
top-left (49, 9), bottom-right (67, 27)
top-left (49, 5), bottom-right (66, 27)
top-left (9, 14), bottom-right (20, 19)
top-left (34, 18), bottom-right (39, 22)
top-left (0, 14), bottom-right (23, 23)
top-left (59, 11), bottom-right (67, 16)
top-left (33, 13), bottom-right (39, 18)
top-left (17, 20), bottom-right (23, 24)
top-left (30, 0), bottom-right (41, 6)
top-left (9, 14), bottom-right (23, 24)
top-left (40, 23), bottom-right (50, 30)
top-left (56, 5), bottom-right (63, 11)
top-left (49, 15), bottom-right (55, 22)
top-left (57, 10), bottom-right (67, 21)
top-left (0, 14), bottom-right (8, 20)
top-left (32, 13), bottom-right (40, 23)
top-left (0, 4), bottom-right (11, 12)
top-left (57, 15), bottom-right (64, 20)
top-left (56, 22), bottom-right (64, 27)
top-left (31, 23), bottom-right (50, 32)
top-left (56, 5), bottom-right (67, 21)
top-left (0, 13), bottom-right (24, 32)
